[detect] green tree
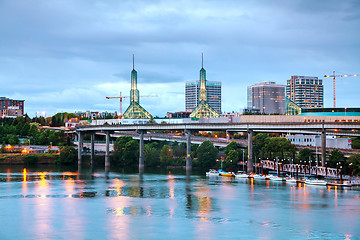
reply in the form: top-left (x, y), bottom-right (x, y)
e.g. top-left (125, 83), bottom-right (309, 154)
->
top-left (224, 141), bottom-right (238, 155)
top-left (328, 149), bottom-right (345, 168)
top-left (121, 140), bottom-right (139, 167)
top-left (224, 149), bottom-right (239, 171)
top-left (113, 136), bottom-right (133, 162)
top-left (160, 145), bottom-right (172, 166)
top-left (58, 146), bottom-right (78, 164)
top-left (298, 148), bottom-right (314, 162)
top-left (348, 153), bottom-right (360, 176)
top-left (144, 144), bottom-right (160, 167)
top-left (253, 133), bottom-right (270, 159)
top-left (196, 140), bottom-right (218, 169)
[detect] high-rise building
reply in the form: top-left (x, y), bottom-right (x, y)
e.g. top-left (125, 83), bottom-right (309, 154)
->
top-left (185, 81), bottom-right (221, 114)
top-left (0, 97), bottom-right (25, 117)
top-left (286, 76), bottom-right (324, 108)
top-left (247, 81), bottom-right (285, 114)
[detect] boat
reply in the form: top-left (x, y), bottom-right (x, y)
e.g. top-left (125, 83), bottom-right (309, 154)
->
top-left (206, 169), bottom-right (220, 176)
top-left (235, 171), bottom-right (249, 178)
top-left (285, 177), bottom-right (297, 183)
top-left (326, 181), bottom-right (353, 187)
top-left (305, 179), bottom-right (327, 186)
top-left (269, 176), bottom-right (285, 181)
top-left (220, 172), bottom-right (235, 177)
top-left (252, 174), bottom-right (267, 180)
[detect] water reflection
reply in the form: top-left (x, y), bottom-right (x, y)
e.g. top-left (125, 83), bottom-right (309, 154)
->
top-left (0, 166), bottom-right (360, 239)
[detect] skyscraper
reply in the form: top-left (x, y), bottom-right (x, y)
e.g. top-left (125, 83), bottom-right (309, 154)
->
top-left (185, 80), bottom-right (221, 114)
top-left (247, 82), bottom-right (285, 114)
top-left (188, 54), bottom-right (220, 118)
top-left (286, 75), bottom-right (324, 108)
top-left (122, 55), bottom-right (152, 119)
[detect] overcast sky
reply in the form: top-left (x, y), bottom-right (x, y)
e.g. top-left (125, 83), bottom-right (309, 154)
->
top-left (1, 0), bottom-right (359, 117)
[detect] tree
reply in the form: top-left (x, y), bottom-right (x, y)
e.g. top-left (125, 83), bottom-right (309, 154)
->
top-left (253, 133), bottom-right (270, 159)
top-left (196, 140), bottom-right (218, 169)
top-left (160, 145), bottom-right (172, 166)
top-left (348, 153), bottom-right (360, 176)
top-left (298, 148), bottom-right (314, 162)
top-left (144, 144), bottom-right (160, 167)
top-left (224, 141), bottom-right (238, 155)
top-left (328, 149), bottom-right (345, 168)
top-left (121, 140), bottom-right (139, 167)
top-left (224, 149), bottom-right (239, 171)
top-left (58, 146), bottom-right (78, 164)
top-left (113, 136), bottom-right (133, 162)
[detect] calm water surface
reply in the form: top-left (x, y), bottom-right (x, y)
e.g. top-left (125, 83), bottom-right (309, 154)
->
top-left (0, 165), bottom-right (359, 240)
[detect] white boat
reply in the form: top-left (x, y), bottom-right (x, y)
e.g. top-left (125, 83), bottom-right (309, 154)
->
top-left (270, 176), bottom-right (285, 181)
top-left (285, 178), bottom-right (297, 183)
top-left (235, 171), bottom-right (249, 178)
top-left (206, 169), bottom-right (220, 176)
top-left (305, 179), bottom-right (327, 186)
top-left (252, 174), bottom-right (267, 180)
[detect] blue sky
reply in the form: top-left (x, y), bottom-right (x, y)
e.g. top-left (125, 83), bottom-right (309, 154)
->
top-left (1, 0), bottom-right (359, 117)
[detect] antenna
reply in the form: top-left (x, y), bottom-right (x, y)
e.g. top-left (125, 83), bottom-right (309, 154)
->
top-left (201, 52), bottom-right (203, 68)
top-left (132, 54), bottom-right (134, 70)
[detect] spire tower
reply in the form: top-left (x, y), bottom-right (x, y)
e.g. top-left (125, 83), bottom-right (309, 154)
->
top-left (123, 55), bottom-right (152, 119)
top-left (190, 53), bottom-right (220, 119)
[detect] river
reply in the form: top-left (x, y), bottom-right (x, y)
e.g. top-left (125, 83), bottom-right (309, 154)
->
top-left (0, 165), bottom-right (359, 239)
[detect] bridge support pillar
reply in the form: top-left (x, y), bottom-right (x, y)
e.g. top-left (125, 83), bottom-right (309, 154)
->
top-left (185, 130), bottom-right (192, 172)
top-left (138, 130), bottom-right (145, 171)
top-left (90, 133), bottom-right (95, 167)
top-left (321, 129), bottom-right (326, 166)
top-left (77, 132), bottom-right (83, 170)
top-left (247, 129), bottom-right (253, 173)
top-left (105, 131), bottom-right (110, 172)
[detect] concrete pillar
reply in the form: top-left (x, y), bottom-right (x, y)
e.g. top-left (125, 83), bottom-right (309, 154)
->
top-left (247, 129), bottom-right (253, 173)
top-left (105, 131), bottom-right (110, 171)
top-left (139, 130), bottom-right (144, 171)
top-left (321, 128), bottom-right (326, 166)
top-left (90, 133), bottom-right (95, 167)
top-left (78, 132), bottom-right (83, 168)
top-left (185, 130), bottom-right (192, 171)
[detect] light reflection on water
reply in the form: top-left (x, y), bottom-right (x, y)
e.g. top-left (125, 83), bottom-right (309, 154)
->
top-left (0, 166), bottom-right (359, 239)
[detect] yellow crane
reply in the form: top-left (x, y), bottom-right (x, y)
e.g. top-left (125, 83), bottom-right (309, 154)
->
top-left (106, 92), bottom-right (158, 118)
top-left (324, 71), bottom-right (359, 108)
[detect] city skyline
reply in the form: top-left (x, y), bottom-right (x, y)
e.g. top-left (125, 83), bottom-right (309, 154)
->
top-left (1, 0), bottom-right (359, 117)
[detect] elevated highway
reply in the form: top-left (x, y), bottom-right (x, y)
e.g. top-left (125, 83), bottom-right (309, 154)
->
top-left (75, 122), bottom-right (360, 173)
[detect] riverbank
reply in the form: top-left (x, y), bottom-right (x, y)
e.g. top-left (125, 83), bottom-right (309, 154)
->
top-left (0, 153), bottom-right (58, 165)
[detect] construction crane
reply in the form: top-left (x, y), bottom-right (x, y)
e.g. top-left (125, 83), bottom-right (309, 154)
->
top-left (324, 71), bottom-right (359, 108)
top-left (106, 92), bottom-right (158, 118)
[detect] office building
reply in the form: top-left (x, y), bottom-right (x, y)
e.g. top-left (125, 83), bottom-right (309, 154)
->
top-left (286, 75), bottom-right (324, 108)
top-left (0, 97), bottom-right (25, 117)
top-left (247, 81), bottom-right (285, 114)
top-left (185, 81), bottom-right (221, 114)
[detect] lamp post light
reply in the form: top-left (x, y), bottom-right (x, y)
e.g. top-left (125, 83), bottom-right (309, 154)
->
top-left (216, 159), bottom-right (219, 171)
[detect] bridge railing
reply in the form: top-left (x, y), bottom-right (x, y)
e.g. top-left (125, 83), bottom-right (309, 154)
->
top-left (260, 160), bottom-right (340, 177)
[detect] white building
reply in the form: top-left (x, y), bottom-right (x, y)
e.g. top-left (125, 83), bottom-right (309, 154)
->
top-left (286, 134), bottom-right (351, 149)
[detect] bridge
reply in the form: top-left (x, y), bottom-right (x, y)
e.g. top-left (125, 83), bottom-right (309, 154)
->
top-left (260, 160), bottom-right (341, 178)
top-left (76, 121), bottom-right (360, 173)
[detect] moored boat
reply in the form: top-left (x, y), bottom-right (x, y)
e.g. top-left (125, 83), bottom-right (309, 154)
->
top-left (285, 177), bottom-right (297, 183)
top-left (235, 171), bottom-right (249, 178)
top-left (305, 179), bottom-right (327, 186)
top-left (252, 174), bottom-right (267, 180)
top-left (206, 169), bottom-right (220, 176)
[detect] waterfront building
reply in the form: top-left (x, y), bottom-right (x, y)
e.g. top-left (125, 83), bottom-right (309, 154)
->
top-left (166, 111), bottom-right (191, 118)
top-left (0, 97), bottom-right (25, 117)
top-left (189, 54), bottom-right (220, 118)
top-left (287, 134), bottom-right (351, 149)
top-left (286, 75), bottom-right (324, 108)
top-left (247, 81), bottom-right (285, 114)
top-left (123, 55), bottom-right (152, 119)
top-left (185, 80), bottom-right (221, 114)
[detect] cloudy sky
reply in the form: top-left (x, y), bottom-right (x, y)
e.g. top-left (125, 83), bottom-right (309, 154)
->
top-left (1, 0), bottom-right (359, 117)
